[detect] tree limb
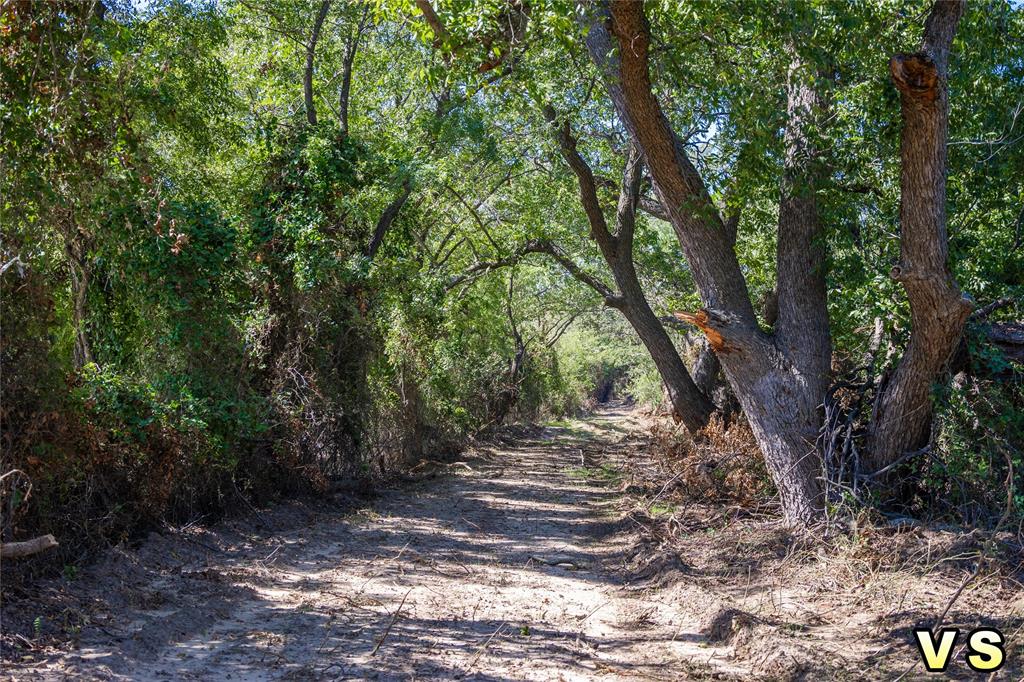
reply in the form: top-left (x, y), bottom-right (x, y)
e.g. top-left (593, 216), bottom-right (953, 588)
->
top-left (868, 0), bottom-right (972, 471)
top-left (366, 178), bottom-right (413, 261)
top-left (415, 0), bottom-right (449, 48)
top-left (543, 104), bottom-right (617, 261)
top-left (304, 0), bottom-right (332, 126)
top-left (444, 239), bottom-right (549, 290)
top-left (542, 240), bottom-right (620, 305)
top-left (971, 297), bottom-right (1015, 320)
top-left (587, 0), bottom-right (756, 321)
top-left (638, 194), bottom-right (669, 222)
top-left (0, 256), bottom-right (25, 278)
top-left (1, 534), bottom-right (58, 559)
top-left (339, 5), bottom-right (370, 135)
top-left (445, 183), bottom-right (502, 252)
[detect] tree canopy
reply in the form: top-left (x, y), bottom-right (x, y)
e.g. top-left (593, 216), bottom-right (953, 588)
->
top-left (2, 0), bottom-right (1022, 556)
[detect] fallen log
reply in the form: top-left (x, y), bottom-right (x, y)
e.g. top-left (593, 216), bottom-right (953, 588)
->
top-left (0, 534), bottom-right (58, 559)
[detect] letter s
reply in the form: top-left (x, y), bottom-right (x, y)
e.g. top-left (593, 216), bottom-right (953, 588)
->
top-left (966, 628), bottom-right (1005, 672)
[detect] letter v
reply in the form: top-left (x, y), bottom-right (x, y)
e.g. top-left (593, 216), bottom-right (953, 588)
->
top-left (913, 628), bottom-right (959, 672)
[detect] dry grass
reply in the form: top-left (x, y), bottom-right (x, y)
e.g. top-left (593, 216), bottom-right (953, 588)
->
top-left (647, 413), bottom-right (773, 509)
top-left (614, 412), bottom-right (1024, 679)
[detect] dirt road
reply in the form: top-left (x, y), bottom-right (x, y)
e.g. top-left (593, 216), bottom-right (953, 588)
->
top-left (9, 405), bottom-right (1022, 680)
top-left (6, 406), bottom-right (727, 680)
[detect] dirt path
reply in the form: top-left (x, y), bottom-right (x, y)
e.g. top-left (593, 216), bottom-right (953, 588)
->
top-left (6, 405), bottom-right (727, 681)
top-left (7, 405), bottom-right (1024, 680)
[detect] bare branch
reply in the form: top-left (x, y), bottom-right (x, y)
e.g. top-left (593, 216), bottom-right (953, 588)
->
top-left (541, 241), bottom-right (619, 305)
top-left (1, 534), bottom-right (58, 559)
top-left (444, 240), bottom-right (549, 290)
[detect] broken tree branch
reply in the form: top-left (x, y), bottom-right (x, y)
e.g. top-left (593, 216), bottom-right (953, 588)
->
top-left (1, 534), bottom-right (58, 559)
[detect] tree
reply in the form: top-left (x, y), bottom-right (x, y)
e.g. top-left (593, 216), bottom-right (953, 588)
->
top-left (865, 1), bottom-right (973, 471)
top-left (407, 0), bottom-right (718, 430)
top-left (577, 1), bottom-right (826, 522)
top-left (4, 0), bottom-right (1018, 562)
top-left (580, 0), bottom-right (970, 523)
top-left (544, 110), bottom-right (715, 430)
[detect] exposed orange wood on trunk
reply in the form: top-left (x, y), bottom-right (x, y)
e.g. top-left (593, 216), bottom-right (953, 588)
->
top-left (673, 310), bottom-right (730, 353)
top-left (890, 54), bottom-right (939, 102)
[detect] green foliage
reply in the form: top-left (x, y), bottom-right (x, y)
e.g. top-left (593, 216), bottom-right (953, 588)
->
top-left (3, 0), bottom-right (1022, 578)
top-left (555, 321), bottom-right (665, 410)
top-left (929, 330), bottom-right (1024, 523)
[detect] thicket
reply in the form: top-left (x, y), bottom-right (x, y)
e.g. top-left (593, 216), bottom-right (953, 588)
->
top-left (2, 0), bottom-right (1023, 576)
top-left (0, 1), bottom-right (635, 577)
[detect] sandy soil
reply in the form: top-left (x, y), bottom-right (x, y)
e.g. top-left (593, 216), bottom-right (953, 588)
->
top-left (2, 405), bottom-right (1022, 680)
top-left (3, 406), bottom-right (719, 680)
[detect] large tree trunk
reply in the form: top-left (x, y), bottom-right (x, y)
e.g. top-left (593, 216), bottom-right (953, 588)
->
top-left (866, 1), bottom-right (972, 473)
top-left (585, 1), bottom-right (829, 524)
top-left (609, 149), bottom-right (715, 430)
top-left (675, 310), bottom-right (827, 523)
top-left (776, 45), bottom-right (831, 402)
top-left (545, 109), bottom-right (715, 432)
top-left (614, 274), bottom-right (715, 430)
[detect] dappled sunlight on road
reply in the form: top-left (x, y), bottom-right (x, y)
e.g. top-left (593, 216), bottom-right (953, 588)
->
top-left (15, 406), bottom-right (726, 681)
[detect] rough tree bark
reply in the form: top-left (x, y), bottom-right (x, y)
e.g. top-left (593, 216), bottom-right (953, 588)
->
top-left (987, 321), bottom-right (1024, 364)
top-left (776, 45), bottom-right (831, 400)
top-left (691, 337), bottom-right (722, 398)
top-left (0, 534), bottom-right (58, 559)
top-left (866, 0), bottom-right (972, 472)
top-left (546, 108), bottom-right (715, 432)
top-left (585, 1), bottom-right (830, 523)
